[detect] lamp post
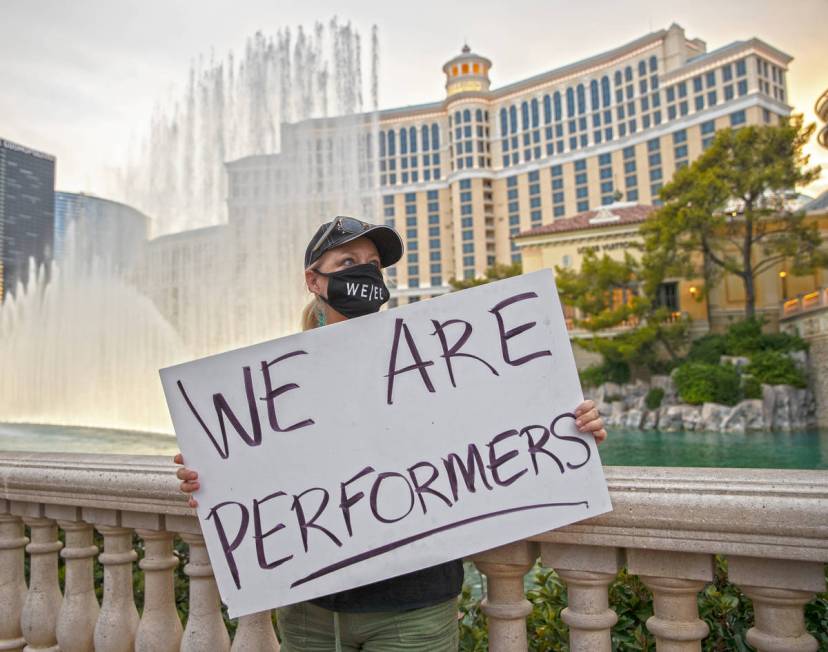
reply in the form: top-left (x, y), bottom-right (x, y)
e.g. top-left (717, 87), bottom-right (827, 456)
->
top-left (779, 270), bottom-right (788, 300)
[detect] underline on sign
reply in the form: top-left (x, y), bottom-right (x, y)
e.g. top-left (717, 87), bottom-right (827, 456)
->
top-left (290, 500), bottom-right (590, 589)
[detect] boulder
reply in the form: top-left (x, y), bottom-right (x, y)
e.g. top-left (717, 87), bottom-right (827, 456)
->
top-left (650, 374), bottom-right (678, 404)
top-left (722, 399), bottom-right (765, 433)
top-left (605, 400), bottom-right (626, 427)
top-left (641, 409), bottom-right (659, 430)
top-left (680, 405), bottom-right (704, 431)
top-left (700, 403), bottom-right (731, 432)
top-left (762, 384), bottom-right (812, 430)
top-left (621, 408), bottom-right (644, 429)
top-left (659, 405), bottom-right (685, 431)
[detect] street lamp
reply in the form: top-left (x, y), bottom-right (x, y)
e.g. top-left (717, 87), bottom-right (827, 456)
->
top-left (779, 270), bottom-right (788, 300)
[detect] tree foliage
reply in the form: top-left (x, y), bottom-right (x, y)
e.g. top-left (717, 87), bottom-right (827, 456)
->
top-left (641, 116), bottom-right (826, 319)
top-left (556, 250), bottom-right (689, 375)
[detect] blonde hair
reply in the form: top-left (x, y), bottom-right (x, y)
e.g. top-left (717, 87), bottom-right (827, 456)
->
top-left (301, 295), bottom-right (325, 331)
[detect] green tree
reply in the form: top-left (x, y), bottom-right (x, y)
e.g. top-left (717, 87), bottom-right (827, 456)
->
top-left (641, 116), bottom-right (826, 320)
top-left (556, 250), bottom-right (688, 377)
top-left (449, 262), bottom-right (522, 290)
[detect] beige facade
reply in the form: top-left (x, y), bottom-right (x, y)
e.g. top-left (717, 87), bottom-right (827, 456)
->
top-left (226, 23), bottom-right (794, 305)
top-left (516, 201), bottom-right (828, 334)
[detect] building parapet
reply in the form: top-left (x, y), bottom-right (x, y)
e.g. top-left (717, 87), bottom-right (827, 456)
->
top-left (1, 451), bottom-right (825, 650)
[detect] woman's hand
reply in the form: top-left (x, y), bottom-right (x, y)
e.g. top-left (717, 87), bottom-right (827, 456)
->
top-left (173, 452), bottom-right (200, 508)
top-left (574, 399), bottom-right (607, 444)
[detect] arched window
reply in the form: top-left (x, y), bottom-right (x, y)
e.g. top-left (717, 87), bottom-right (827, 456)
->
top-left (577, 84), bottom-right (586, 114)
top-left (566, 87), bottom-right (575, 118)
top-left (614, 70), bottom-right (622, 86)
top-left (500, 108), bottom-right (508, 136)
top-left (421, 125), bottom-right (430, 151)
top-left (379, 131), bottom-right (386, 157)
top-left (431, 123), bottom-right (440, 149)
top-left (649, 55), bottom-right (658, 72)
top-left (520, 101), bottom-right (528, 130)
top-left (463, 108), bottom-right (471, 123)
top-left (625, 66), bottom-right (633, 82)
top-left (543, 95), bottom-right (552, 124)
top-left (476, 108), bottom-right (483, 122)
top-left (400, 128), bottom-right (408, 154)
top-left (590, 80), bottom-right (599, 111)
top-left (455, 110), bottom-right (462, 124)
top-left (638, 60), bottom-right (646, 76)
top-left (601, 76), bottom-right (611, 107)
top-left (388, 130), bottom-right (396, 156)
top-left (531, 98), bottom-right (539, 127)
top-left (509, 105), bottom-right (518, 133)
top-left (553, 91), bottom-right (562, 121)
top-left (410, 127), bottom-right (417, 153)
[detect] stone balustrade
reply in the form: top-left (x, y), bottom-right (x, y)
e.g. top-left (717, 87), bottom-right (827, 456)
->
top-left (1, 452), bottom-right (826, 651)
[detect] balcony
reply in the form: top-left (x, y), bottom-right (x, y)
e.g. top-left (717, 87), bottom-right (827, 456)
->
top-left (1, 451), bottom-right (825, 651)
top-left (782, 287), bottom-right (828, 318)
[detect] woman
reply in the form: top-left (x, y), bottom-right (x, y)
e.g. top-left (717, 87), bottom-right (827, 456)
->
top-left (174, 215), bottom-right (607, 651)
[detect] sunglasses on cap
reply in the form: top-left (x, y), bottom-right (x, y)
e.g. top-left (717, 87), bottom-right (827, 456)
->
top-left (309, 216), bottom-right (372, 256)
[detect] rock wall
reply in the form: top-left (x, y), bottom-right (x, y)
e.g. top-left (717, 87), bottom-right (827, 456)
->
top-left (587, 372), bottom-right (817, 434)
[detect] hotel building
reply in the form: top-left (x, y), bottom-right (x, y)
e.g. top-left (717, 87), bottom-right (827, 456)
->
top-left (226, 23), bottom-right (793, 304)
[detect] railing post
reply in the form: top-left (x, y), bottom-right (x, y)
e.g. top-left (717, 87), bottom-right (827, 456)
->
top-left (627, 550), bottom-right (713, 651)
top-left (135, 529), bottom-right (183, 652)
top-left (20, 515), bottom-right (63, 652)
top-left (231, 611), bottom-right (280, 651)
top-left (542, 544), bottom-right (621, 652)
top-left (728, 556), bottom-right (824, 652)
top-left (180, 531), bottom-right (231, 652)
top-left (472, 540), bottom-right (538, 652)
top-left (0, 505), bottom-right (28, 652)
top-left (56, 520), bottom-right (99, 652)
top-left (94, 525), bottom-right (139, 652)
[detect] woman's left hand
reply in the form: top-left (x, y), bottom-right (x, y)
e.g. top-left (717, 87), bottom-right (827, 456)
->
top-left (574, 399), bottom-right (607, 444)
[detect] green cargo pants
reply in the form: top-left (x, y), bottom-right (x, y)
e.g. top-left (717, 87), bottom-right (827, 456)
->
top-left (276, 598), bottom-right (459, 651)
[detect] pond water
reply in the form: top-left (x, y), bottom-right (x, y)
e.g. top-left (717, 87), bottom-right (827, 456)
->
top-left (1, 422), bottom-right (826, 469)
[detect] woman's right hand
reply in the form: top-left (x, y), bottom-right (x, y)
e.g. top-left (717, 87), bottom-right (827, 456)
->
top-left (173, 452), bottom-right (200, 508)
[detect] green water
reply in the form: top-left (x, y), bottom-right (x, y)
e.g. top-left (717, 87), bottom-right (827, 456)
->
top-left (1, 422), bottom-right (826, 469)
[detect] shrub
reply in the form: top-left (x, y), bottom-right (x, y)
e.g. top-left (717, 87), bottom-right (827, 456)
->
top-left (747, 350), bottom-right (807, 388)
top-left (673, 362), bottom-right (741, 406)
top-left (742, 375), bottom-right (762, 399)
top-left (579, 359), bottom-right (630, 387)
top-left (725, 318), bottom-right (808, 356)
top-left (645, 387), bottom-right (665, 410)
top-left (687, 333), bottom-right (729, 364)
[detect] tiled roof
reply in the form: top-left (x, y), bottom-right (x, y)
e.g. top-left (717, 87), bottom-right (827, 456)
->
top-left (514, 204), bottom-right (655, 239)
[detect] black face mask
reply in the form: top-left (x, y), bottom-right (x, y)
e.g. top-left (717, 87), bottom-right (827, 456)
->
top-left (315, 263), bottom-right (390, 319)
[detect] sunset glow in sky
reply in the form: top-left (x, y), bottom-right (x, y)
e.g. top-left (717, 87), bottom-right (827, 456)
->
top-left (1, 0), bottom-right (825, 200)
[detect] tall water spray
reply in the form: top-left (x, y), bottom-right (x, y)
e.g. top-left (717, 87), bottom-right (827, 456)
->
top-left (1, 19), bottom-right (381, 433)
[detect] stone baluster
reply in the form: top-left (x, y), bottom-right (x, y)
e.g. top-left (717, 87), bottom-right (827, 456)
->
top-left (0, 506), bottom-right (28, 652)
top-left (541, 544), bottom-right (621, 652)
top-left (231, 611), bottom-right (280, 651)
top-left (135, 529), bottom-right (183, 652)
top-left (94, 525), bottom-right (140, 652)
top-left (180, 532), bottom-right (230, 652)
top-left (471, 541), bottom-right (538, 652)
top-left (728, 556), bottom-right (824, 652)
top-left (55, 520), bottom-right (99, 652)
top-left (20, 515), bottom-right (63, 652)
top-left (627, 550), bottom-right (713, 651)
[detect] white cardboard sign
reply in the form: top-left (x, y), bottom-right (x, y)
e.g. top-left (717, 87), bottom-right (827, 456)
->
top-left (160, 269), bottom-right (612, 617)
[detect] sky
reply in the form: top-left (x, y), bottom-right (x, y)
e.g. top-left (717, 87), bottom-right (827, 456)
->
top-left (1, 0), bottom-right (826, 198)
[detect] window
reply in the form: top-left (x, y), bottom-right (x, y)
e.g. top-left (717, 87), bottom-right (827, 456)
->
top-left (730, 110), bottom-right (747, 126)
top-left (655, 282), bottom-right (679, 311)
top-left (737, 80), bottom-right (748, 96)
